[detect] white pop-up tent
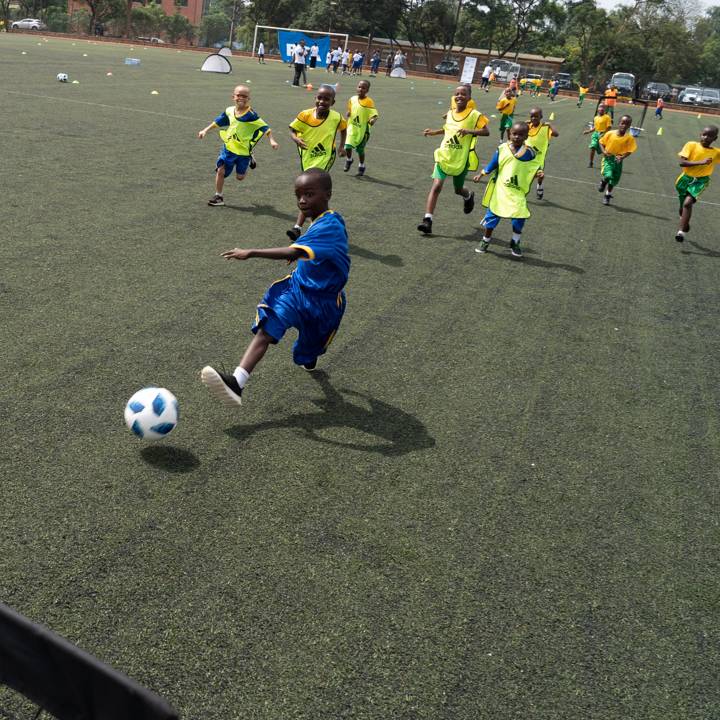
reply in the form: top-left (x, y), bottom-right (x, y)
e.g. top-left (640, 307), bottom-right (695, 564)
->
top-left (217, 47), bottom-right (232, 57)
top-left (201, 53), bottom-right (232, 74)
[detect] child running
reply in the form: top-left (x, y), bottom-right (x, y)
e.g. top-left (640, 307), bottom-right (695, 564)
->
top-left (344, 79), bottom-right (379, 176)
top-left (577, 84), bottom-right (589, 107)
top-left (526, 106), bottom-right (559, 199)
top-left (198, 84), bottom-right (279, 207)
top-left (473, 121), bottom-right (537, 258)
top-left (583, 103), bottom-right (612, 168)
top-left (675, 125), bottom-right (720, 242)
top-left (417, 85), bottom-right (490, 235)
top-left (655, 97), bottom-right (664, 120)
top-left (288, 84), bottom-right (347, 240)
top-left (200, 169), bottom-right (349, 406)
top-left (598, 114), bottom-right (637, 206)
top-left (496, 88), bottom-right (517, 141)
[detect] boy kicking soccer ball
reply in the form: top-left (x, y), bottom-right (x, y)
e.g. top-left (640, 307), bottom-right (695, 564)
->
top-left (201, 169), bottom-right (349, 406)
top-left (598, 114), bottom-right (637, 206)
top-left (675, 125), bottom-right (720, 242)
top-left (198, 84), bottom-right (278, 207)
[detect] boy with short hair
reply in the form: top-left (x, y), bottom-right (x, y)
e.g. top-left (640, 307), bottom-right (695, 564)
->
top-left (675, 125), bottom-right (720, 242)
top-left (201, 169), bottom-right (350, 406)
top-left (288, 84), bottom-right (347, 239)
top-left (344, 80), bottom-right (379, 176)
top-left (473, 121), bottom-right (537, 258)
top-left (198, 84), bottom-right (279, 207)
top-left (496, 88), bottom-right (516, 141)
top-left (583, 103), bottom-right (612, 168)
top-left (417, 85), bottom-right (490, 235)
top-left (598, 114), bottom-right (637, 206)
top-left (526, 106), bottom-right (559, 199)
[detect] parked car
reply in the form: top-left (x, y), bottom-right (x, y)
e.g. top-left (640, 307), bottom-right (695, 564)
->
top-left (679, 86), bottom-right (703, 104)
top-left (492, 60), bottom-right (521, 82)
top-left (642, 82), bottom-right (671, 101)
top-left (137, 36), bottom-right (165, 44)
top-left (553, 72), bottom-right (573, 89)
top-left (697, 88), bottom-right (720, 106)
top-left (434, 59), bottom-right (459, 75)
top-left (11, 17), bottom-right (46, 30)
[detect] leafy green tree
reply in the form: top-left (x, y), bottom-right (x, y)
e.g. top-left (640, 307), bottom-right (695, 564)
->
top-left (199, 10), bottom-right (229, 46)
top-left (164, 9), bottom-right (192, 42)
top-left (131, 1), bottom-right (165, 35)
top-left (46, 5), bottom-right (69, 30)
top-left (74, 0), bottom-right (123, 34)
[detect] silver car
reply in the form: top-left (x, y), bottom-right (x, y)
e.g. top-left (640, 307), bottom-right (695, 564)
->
top-left (11, 17), bottom-right (46, 29)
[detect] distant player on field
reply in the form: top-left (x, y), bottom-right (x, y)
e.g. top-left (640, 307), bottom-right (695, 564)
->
top-left (201, 169), bottom-right (350, 406)
top-left (526, 106), bottom-right (559, 199)
top-left (288, 84), bottom-right (347, 239)
top-left (197, 84), bottom-right (278, 207)
top-left (675, 125), bottom-right (720, 242)
top-left (496, 87), bottom-right (516, 141)
top-left (344, 79), bottom-right (379, 176)
top-left (583, 102), bottom-right (612, 168)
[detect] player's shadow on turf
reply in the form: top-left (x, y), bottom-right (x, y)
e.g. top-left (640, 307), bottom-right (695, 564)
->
top-left (225, 371), bottom-right (435, 457)
top-left (681, 240), bottom-right (720, 258)
top-left (355, 175), bottom-right (413, 191)
top-left (350, 243), bottom-right (404, 267)
top-left (609, 205), bottom-right (670, 221)
top-left (225, 203), bottom-right (297, 222)
top-left (533, 199), bottom-right (585, 214)
top-left (487, 239), bottom-right (585, 274)
top-left (140, 446), bottom-right (200, 473)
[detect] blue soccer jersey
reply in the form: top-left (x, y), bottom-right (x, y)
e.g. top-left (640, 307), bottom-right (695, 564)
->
top-left (290, 211), bottom-right (350, 294)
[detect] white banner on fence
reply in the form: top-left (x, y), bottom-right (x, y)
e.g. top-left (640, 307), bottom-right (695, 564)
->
top-left (460, 56), bottom-right (477, 84)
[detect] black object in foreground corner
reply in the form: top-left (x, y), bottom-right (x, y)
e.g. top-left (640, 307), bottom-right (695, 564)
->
top-left (0, 602), bottom-right (179, 720)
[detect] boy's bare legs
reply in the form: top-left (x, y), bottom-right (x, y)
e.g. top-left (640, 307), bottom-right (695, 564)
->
top-left (239, 329), bottom-right (273, 373)
top-left (418, 178), bottom-right (444, 233)
top-left (676, 196), bottom-right (694, 241)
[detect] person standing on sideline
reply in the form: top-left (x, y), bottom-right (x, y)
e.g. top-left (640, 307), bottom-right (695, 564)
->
top-left (331, 46), bottom-right (341, 73)
top-left (325, 50), bottom-right (332, 71)
top-left (370, 50), bottom-right (381, 76)
top-left (309, 43), bottom-right (319, 68)
top-left (480, 63), bottom-right (493, 91)
top-left (257, 41), bottom-right (265, 63)
top-left (655, 97), bottom-right (664, 119)
top-left (385, 52), bottom-right (393, 76)
top-left (292, 40), bottom-right (308, 86)
top-left (287, 42), bottom-right (295, 64)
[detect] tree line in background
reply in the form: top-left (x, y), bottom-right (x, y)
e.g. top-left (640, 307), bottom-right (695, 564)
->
top-left (4, 0), bottom-right (720, 87)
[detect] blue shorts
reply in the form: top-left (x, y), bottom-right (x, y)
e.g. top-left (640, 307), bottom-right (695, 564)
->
top-left (482, 209), bottom-right (526, 234)
top-left (216, 148), bottom-right (251, 177)
top-left (252, 276), bottom-right (346, 365)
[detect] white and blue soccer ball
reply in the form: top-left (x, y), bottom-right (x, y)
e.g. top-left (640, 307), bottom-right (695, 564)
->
top-left (56, 72), bottom-right (69, 82)
top-left (124, 387), bottom-right (179, 440)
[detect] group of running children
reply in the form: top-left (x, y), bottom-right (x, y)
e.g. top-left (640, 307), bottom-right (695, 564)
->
top-left (196, 76), bottom-right (720, 410)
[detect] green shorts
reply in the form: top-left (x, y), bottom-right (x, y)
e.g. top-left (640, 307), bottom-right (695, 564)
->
top-left (676, 173), bottom-right (710, 208)
top-left (345, 132), bottom-right (369, 154)
top-left (588, 130), bottom-right (602, 151)
top-left (432, 163), bottom-right (468, 190)
top-left (499, 114), bottom-right (514, 132)
top-left (601, 154), bottom-right (623, 186)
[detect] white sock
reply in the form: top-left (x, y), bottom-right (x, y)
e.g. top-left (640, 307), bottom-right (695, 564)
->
top-left (293, 224), bottom-right (302, 231)
top-left (359, 163), bottom-right (365, 168)
top-left (676, 229), bottom-right (686, 237)
top-left (233, 366), bottom-right (250, 388)
top-left (512, 233), bottom-right (521, 243)
top-left (483, 234), bottom-right (492, 242)
top-left (425, 213), bottom-right (433, 220)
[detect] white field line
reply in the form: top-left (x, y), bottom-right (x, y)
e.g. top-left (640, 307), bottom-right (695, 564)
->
top-left (4, 89), bottom-right (718, 208)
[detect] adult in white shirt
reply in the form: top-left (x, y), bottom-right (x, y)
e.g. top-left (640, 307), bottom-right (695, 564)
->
top-left (309, 43), bottom-right (319, 68)
top-left (480, 63), bottom-right (493, 90)
top-left (257, 41), bottom-right (265, 64)
top-left (340, 49), bottom-right (350, 74)
top-left (331, 46), bottom-right (342, 73)
top-left (292, 39), bottom-right (308, 86)
top-left (287, 42), bottom-right (295, 64)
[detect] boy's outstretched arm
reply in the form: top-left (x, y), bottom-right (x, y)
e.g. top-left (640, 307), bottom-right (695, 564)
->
top-left (679, 156), bottom-right (713, 167)
top-left (198, 122), bottom-right (217, 139)
top-left (422, 128), bottom-right (444, 136)
top-left (264, 129), bottom-right (280, 149)
top-left (221, 246), bottom-right (307, 261)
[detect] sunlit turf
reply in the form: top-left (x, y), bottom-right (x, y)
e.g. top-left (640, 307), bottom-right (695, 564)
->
top-left (2, 31), bottom-right (720, 720)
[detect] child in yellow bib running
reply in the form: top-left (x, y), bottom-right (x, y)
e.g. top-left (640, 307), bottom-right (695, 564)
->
top-left (344, 79), bottom-right (379, 176)
top-left (582, 103), bottom-right (612, 168)
top-left (288, 84), bottom-right (347, 240)
top-left (675, 125), bottom-right (720, 242)
top-left (598, 114), bottom-right (637, 206)
top-left (198, 84), bottom-right (279, 207)
top-left (417, 85), bottom-right (490, 235)
top-left (472, 122), bottom-right (537, 258)
top-left (577, 84), bottom-right (589, 107)
top-left (526, 106), bottom-right (559, 199)
top-left (496, 88), bottom-right (516, 141)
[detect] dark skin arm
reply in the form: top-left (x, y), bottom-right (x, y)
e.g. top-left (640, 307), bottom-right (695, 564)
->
top-left (679, 157), bottom-right (713, 167)
top-left (221, 246), bottom-right (307, 261)
top-left (458, 126), bottom-right (490, 137)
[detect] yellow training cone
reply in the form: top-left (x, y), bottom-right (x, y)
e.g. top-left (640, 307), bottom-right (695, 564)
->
top-left (657, 127), bottom-right (663, 136)
top-left (549, 112), bottom-right (555, 121)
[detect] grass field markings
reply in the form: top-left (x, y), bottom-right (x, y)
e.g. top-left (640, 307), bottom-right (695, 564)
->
top-left (3, 89), bottom-right (202, 122)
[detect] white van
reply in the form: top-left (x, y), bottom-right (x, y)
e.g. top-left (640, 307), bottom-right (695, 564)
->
top-left (609, 72), bottom-right (636, 96)
top-left (493, 60), bottom-right (521, 82)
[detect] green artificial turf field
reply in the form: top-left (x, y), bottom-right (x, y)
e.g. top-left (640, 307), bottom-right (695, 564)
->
top-left (2, 32), bottom-right (720, 719)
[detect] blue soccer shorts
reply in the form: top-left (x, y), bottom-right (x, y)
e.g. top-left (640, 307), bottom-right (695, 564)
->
top-left (252, 276), bottom-right (346, 365)
top-left (216, 148), bottom-right (251, 177)
top-left (482, 209), bottom-right (526, 234)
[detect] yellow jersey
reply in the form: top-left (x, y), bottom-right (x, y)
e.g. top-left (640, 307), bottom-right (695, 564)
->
top-left (496, 96), bottom-right (516, 116)
top-left (593, 114), bottom-right (612, 133)
top-left (678, 141), bottom-right (720, 178)
top-left (600, 130), bottom-right (637, 157)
